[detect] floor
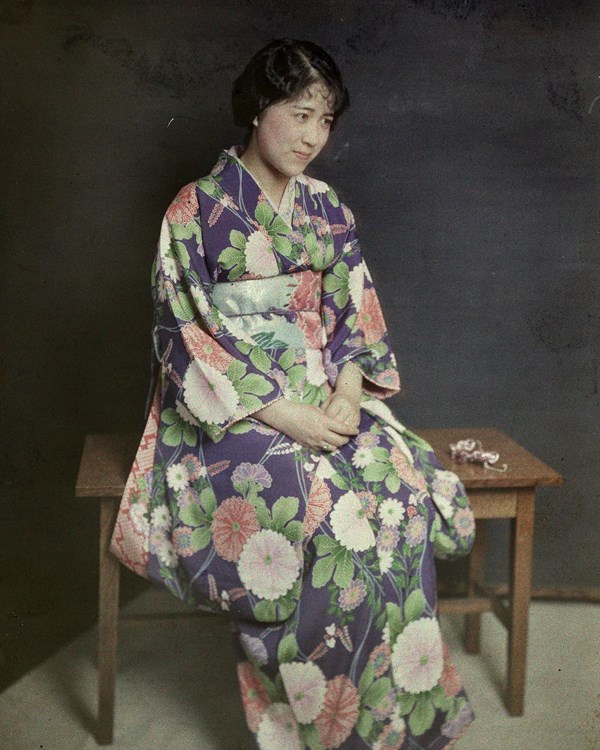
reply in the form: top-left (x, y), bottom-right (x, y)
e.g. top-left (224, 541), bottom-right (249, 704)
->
top-left (0, 590), bottom-right (598, 750)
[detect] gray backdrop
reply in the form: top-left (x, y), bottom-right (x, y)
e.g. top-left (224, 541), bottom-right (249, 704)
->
top-left (1, 0), bottom-right (598, 689)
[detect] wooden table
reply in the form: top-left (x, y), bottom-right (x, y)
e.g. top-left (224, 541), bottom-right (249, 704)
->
top-left (76, 427), bottom-right (562, 744)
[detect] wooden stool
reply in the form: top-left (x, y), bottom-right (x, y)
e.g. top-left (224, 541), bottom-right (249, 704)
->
top-left (76, 427), bottom-right (562, 744)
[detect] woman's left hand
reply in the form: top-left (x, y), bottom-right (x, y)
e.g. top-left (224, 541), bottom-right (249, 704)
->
top-left (321, 392), bottom-right (361, 431)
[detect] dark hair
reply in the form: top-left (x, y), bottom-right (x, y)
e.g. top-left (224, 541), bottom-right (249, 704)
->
top-left (232, 39), bottom-right (349, 137)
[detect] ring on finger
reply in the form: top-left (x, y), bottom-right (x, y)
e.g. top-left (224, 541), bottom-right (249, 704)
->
top-left (321, 441), bottom-right (332, 451)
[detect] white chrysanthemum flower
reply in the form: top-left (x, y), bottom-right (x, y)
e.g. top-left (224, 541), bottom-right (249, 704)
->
top-left (166, 462), bottom-right (189, 491)
top-left (348, 262), bottom-right (365, 309)
top-left (183, 360), bottom-right (240, 425)
top-left (378, 550), bottom-right (393, 574)
top-left (280, 661), bottom-right (327, 724)
top-left (432, 492), bottom-right (455, 520)
top-left (315, 456), bottom-right (336, 479)
top-left (330, 491), bottom-right (375, 552)
top-left (238, 530), bottom-right (300, 600)
top-left (245, 231), bottom-right (279, 277)
top-left (150, 504), bottom-right (171, 529)
top-left (161, 255), bottom-right (180, 281)
top-left (378, 498), bottom-right (406, 527)
top-left (190, 284), bottom-right (211, 316)
top-left (352, 448), bottom-right (375, 468)
top-left (256, 703), bottom-right (302, 750)
top-left (175, 399), bottom-right (200, 426)
top-left (391, 617), bottom-right (444, 693)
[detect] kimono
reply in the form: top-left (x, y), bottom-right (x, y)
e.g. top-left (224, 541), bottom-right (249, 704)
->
top-left (111, 146), bottom-right (476, 750)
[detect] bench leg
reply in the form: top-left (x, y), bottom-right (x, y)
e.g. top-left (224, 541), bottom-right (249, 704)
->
top-left (465, 518), bottom-right (486, 653)
top-left (97, 498), bottom-right (120, 744)
top-left (506, 489), bottom-right (535, 716)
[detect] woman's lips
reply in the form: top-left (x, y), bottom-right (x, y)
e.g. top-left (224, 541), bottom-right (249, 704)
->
top-left (293, 151), bottom-right (311, 161)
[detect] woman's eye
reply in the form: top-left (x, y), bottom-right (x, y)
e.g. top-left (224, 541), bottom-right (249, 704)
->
top-left (322, 119), bottom-right (333, 128)
top-left (296, 113), bottom-right (308, 121)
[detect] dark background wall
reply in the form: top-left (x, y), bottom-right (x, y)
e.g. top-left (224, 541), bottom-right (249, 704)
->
top-left (1, 0), bottom-right (598, 690)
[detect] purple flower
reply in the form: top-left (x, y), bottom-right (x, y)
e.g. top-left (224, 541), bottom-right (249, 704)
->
top-left (442, 705), bottom-right (474, 738)
top-left (231, 462), bottom-right (272, 488)
top-left (338, 580), bottom-right (367, 611)
top-left (376, 526), bottom-right (400, 552)
top-left (406, 515), bottom-right (427, 547)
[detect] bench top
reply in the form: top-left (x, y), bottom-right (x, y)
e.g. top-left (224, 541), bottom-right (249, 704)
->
top-left (75, 427), bottom-right (563, 498)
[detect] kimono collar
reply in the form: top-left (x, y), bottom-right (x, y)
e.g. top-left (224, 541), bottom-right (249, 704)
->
top-left (212, 145), bottom-right (297, 227)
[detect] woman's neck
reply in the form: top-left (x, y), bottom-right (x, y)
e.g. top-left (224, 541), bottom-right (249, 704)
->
top-left (239, 145), bottom-right (290, 210)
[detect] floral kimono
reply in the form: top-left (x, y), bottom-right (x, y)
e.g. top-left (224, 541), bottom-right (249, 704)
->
top-left (111, 146), bottom-right (476, 749)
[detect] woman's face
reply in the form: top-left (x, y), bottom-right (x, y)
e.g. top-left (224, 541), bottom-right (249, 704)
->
top-left (250, 83), bottom-right (334, 179)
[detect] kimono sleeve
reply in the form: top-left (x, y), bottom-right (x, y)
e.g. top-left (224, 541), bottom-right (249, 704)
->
top-left (322, 204), bottom-right (401, 399)
top-left (153, 182), bottom-right (285, 440)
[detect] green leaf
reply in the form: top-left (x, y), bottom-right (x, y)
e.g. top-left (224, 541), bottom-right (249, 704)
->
top-left (277, 633), bottom-right (299, 663)
top-left (190, 525), bottom-right (211, 550)
top-left (330, 473), bottom-right (350, 490)
top-left (255, 202), bottom-right (274, 226)
top-left (431, 685), bottom-right (453, 712)
top-left (327, 188), bottom-right (340, 207)
top-left (272, 496), bottom-right (299, 527)
top-left (270, 215), bottom-right (289, 234)
top-left (218, 245), bottom-right (245, 270)
top-left (273, 235), bottom-right (293, 255)
top-left (312, 555), bottom-right (335, 588)
top-left (386, 602), bottom-right (404, 645)
top-left (404, 590), bottom-right (426, 623)
top-left (235, 341), bottom-right (252, 355)
top-left (363, 677), bottom-right (392, 708)
top-left (161, 408), bottom-right (178, 425)
top-left (239, 392), bottom-right (264, 412)
top-left (385, 473), bottom-right (401, 494)
top-left (239, 373), bottom-right (274, 396)
top-left (278, 348), bottom-right (296, 370)
top-left (162, 424), bottom-right (183, 447)
top-left (227, 419), bottom-right (252, 435)
top-left (356, 708), bottom-right (374, 740)
top-left (313, 534), bottom-right (338, 555)
top-left (251, 497), bottom-right (271, 528)
top-left (371, 447), bottom-right (390, 461)
top-left (182, 423), bottom-right (197, 446)
top-left (408, 695), bottom-right (436, 736)
top-left (227, 359), bottom-right (247, 383)
top-left (333, 555), bottom-right (354, 588)
top-left (179, 504), bottom-right (204, 527)
top-left (363, 462), bottom-right (389, 482)
top-left (229, 229), bottom-right (247, 250)
top-left (199, 487), bottom-right (216, 515)
top-left (171, 291), bottom-right (196, 321)
top-left (253, 600), bottom-right (276, 622)
top-left (358, 662), bottom-right (375, 695)
top-left (249, 346), bottom-right (272, 373)
top-left (286, 364), bottom-right (306, 389)
top-left (396, 691), bottom-right (416, 716)
top-left (299, 723), bottom-right (324, 750)
top-left (284, 520), bottom-right (304, 542)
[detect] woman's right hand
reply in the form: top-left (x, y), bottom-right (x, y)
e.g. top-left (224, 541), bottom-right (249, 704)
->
top-left (255, 399), bottom-right (358, 452)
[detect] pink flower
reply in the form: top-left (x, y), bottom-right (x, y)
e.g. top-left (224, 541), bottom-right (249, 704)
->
top-left (180, 453), bottom-right (203, 482)
top-left (280, 661), bottom-right (327, 723)
top-left (166, 182), bottom-right (198, 225)
top-left (182, 360), bottom-right (240, 425)
top-left (315, 675), bottom-right (360, 749)
top-left (237, 661), bottom-right (271, 733)
top-left (368, 643), bottom-right (391, 678)
top-left (181, 323), bottom-right (234, 373)
top-left (231, 462), bottom-right (272, 488)
top-left (322, 305), bottom-right (337, 335)
top-left (356, 490), bottom-right (377, 519)
top-left (237, 530), bottom-right (300, 600)
top-left (289, 270), bottom-right (321, 311)
top-left (304, 476), bottom-right (333, 537)
top-left (172, 526), bottom-right (196, 557)
top-left (454, 507), bottom-right (475, 538)
top-left (374, 723), bottom-right (406, 750)
top-left (389, 447), bottom-right (427, 491)
top-left (357, 288), bottom-right (387, 345)
top-left (391, 618), bottom-right (443, 693)
top-left (211, 497), bottom-right (260, 562)
top-left (356, 432), bottom-right (380, 449)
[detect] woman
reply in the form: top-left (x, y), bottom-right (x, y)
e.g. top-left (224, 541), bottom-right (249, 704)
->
top-left (112, 39), bottom-right (476, 749)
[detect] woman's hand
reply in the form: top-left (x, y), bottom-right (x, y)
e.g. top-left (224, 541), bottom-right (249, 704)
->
top-left (321, 361), bottom-right (363, 430)
top-left (255, 399), bottom-right (358, 451)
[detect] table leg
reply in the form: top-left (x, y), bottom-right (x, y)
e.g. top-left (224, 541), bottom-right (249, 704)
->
top-left (506, 489), bottom-right (535, 716)
top-left (465, 518), bottom-right (487, 653)
top-left (97, 498), bottom-right (120, 744)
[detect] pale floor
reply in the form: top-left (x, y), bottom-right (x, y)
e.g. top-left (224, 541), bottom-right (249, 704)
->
top-left (0, 590), bottom-right (598, 750)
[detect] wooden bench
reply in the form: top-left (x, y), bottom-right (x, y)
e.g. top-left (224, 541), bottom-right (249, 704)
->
top-left (76, 427), bottom-right (563, 744)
